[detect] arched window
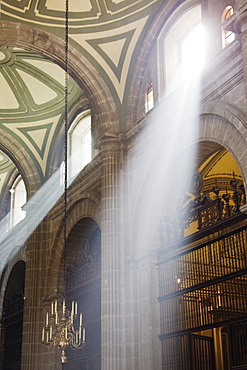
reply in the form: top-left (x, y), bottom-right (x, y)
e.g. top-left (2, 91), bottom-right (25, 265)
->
top-left (158, 5), bottom-right (206, 96)
top-left (2, 261), bottom-right (25, 370)
top-left (68, 111), bottom-right (91, 178)
top-left (63, 219), bottom-right (101, 369)
top-left (222, 6), bottom-right (235, 48)
top-left (146, 82), bottom-right (154, 112)
top-left (9, 175), bottom-right (27, 228)
top-left (60, 160), bottom-right (65, 186)
top-left (180, 23), bottom-right (206, 82)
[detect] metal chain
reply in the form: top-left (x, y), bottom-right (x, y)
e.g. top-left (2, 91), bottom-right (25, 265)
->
top-left (63, 0), bottom-right (69, 297)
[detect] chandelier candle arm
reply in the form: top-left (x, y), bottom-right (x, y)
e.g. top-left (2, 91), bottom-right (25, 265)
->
top-left (79, 327), bottom-right (82, 341)
top-left (76, 330), bottom-right (79, 344)
top-left (55, 311), bottom-right (58, 325)
top-left (72, 300), bottom-right (74, 315)
top-left (65, 326), bottom-right (68, 340)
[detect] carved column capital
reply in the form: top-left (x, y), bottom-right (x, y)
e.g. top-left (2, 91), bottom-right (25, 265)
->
top-left (96, 132), bottom-right (126, 152)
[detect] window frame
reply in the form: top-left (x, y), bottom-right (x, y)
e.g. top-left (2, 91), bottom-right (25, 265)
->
top-left (68, 110), bottom-right (92, 178)
top-left (222, 6), bottom-right (235, 49)
top-left (9, 175), bottom-right (27, 228)
top-left (157, 3), bottom-right (203, 98)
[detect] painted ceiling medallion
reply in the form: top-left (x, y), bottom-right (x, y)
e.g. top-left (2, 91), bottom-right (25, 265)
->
top-left (0, 72), bottom-right (20, 109)
top-left (1, 0), bottom-right (158, 105)
top-left (0, 51), bottom-right (7, 63)
top-left (0, 47), bottom-right (13, 66)
top-left (71, 16), bottom-right (149, 103)
top-left (2, 115), bottom-right (61, 177)
top-left (44, 0), bottom-right (93, 12)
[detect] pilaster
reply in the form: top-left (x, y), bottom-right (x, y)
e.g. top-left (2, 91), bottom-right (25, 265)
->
top-left (224, 3), bottom-right (247, 109)
top-left (21, 221), bottom-right (60, 370)
top-left (99, 133), bottom-right (127, 370)
top-left (99, 131), bottom-right (161, 369)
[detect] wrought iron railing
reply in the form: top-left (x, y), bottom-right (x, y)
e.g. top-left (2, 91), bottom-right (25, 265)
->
top-left (158, 225), bottom-right (247, 335)
top-left (158, 174), bottom-right (246, 244)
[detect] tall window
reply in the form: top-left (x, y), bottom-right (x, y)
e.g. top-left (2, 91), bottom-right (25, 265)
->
top-left (9, 176), bottom-right (27, 228)
top-left (160, 5), bottom-right (205, 95)
top-left (222, 6), bottom-right (235, 48)
top-left (146, 82), bottom-right (154, 112)
top-left (180, 23), bottom-right (206, 82)
top-left (68, 111), bottom-right (91, 178)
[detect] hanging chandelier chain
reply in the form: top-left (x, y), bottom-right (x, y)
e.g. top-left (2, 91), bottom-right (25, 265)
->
top-left (64, 0), bottom-right (69, 295)
top-left (41, 1), bottom-right (86, 363)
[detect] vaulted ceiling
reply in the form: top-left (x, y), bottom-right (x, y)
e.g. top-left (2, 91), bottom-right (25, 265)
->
top-left (1, 0), bottom-right (161, 106)
top-left (0, 0), bottom-right (162, 195)
top-left (1, 1), bottom-right (242, 201)
top-left (0, 46), bottom-right (84, 185)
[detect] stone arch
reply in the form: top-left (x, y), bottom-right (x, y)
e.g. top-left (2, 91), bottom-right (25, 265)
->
top-left (1, 260), bottom-right (26, 369)
top-left (44, 194), bottom-right (101, 296)
top-left (0, 246), bottom-right (26, 319)
top-left (130, 104), bottom-right (247, 255)
top-left (126, 0), bottom-right (200, 129)
top-left (199, 103), bottom-right (247, 187)
top-left (0, 131), bottom-right (40, 197)
top-left (63, 216), bottom-right (101, 368)
top-left (0, 20), bottom-right (119, 138)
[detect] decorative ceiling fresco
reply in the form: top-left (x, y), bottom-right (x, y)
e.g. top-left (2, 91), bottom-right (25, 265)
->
top-left (0, 46), bottom-right (84, 183)
top-left (0, 0), bottom-right (162, 185)
top-left (1, 0), bottom-right (161, 105)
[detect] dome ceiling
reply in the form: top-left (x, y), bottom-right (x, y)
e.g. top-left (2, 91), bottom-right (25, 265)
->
top-left (1, 0), bottom-right (162, 107)
top-left (0, 0), bottom-right (164, 189)
top-left (0, 46), bottom-right (85, 182)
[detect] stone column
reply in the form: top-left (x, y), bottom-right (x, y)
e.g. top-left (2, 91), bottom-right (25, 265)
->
top-left (99, 133), bottom-right (127, 370)
top-left (237, 11), bottom-right (247, 111)
top-left (125, 134), bottom-right (162, 370)
top-left (99, 131), bottom-right (162, 370)
top-left (21, 221), bottom-right (60, 370)
top-left (226, 2), bottom-right (247, 109)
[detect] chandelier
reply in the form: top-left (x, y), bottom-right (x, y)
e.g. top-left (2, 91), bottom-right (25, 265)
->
top-left (41, 299), bottom-right (85, 363)
top-left (41, 0), bottom-right (86, 363)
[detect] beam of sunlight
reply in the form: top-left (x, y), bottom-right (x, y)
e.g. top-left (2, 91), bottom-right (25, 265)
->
top-left (181, 24), bottom-right (206, 82)
top-left (119, 72), bottom-right (204, 363)
top-left (128, 74), bottom-right (202, 254)
top-left (0, 151), bottom-right (85, 274)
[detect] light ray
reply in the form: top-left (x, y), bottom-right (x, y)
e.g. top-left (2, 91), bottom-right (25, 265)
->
top-left (0, 150), bottom-right (86, 274)
top-left (128, 74), bottom-right (202, 254)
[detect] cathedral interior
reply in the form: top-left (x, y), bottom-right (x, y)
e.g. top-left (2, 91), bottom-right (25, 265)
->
top-left (0, 0), bottom-right (247, 369)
